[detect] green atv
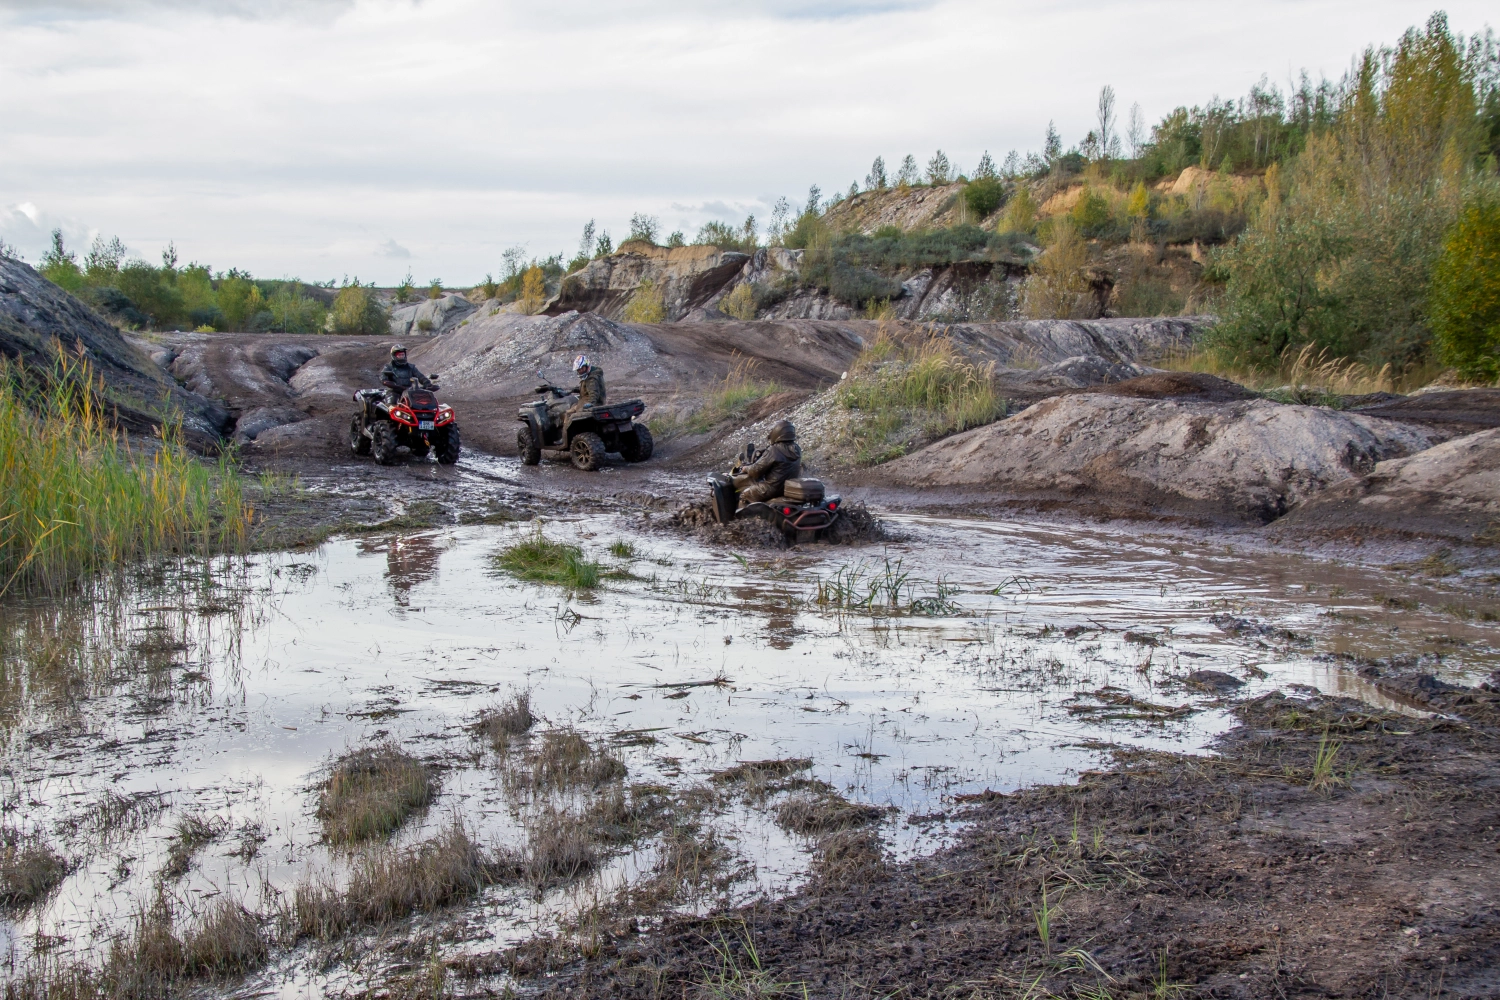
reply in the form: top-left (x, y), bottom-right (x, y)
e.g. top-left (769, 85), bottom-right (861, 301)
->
top-left (517, 379), bottom-right (654, 471)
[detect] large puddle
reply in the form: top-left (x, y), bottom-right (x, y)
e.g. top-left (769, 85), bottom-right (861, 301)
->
top-left (3, 510), bottom-right (1496, 993)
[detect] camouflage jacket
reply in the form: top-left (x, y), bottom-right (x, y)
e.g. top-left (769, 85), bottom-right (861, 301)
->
top-left (577, 367), bottom-right (606, 406)
top-left (734, 440), bottom-right (801, 490)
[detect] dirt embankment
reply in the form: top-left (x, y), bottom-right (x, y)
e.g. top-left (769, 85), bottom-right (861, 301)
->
top-left (511, 681), bottom-right (1500, 1000)
top-left (876, 372), bottom-right (1435, 525)
top-left (0, 257), bottom-right (229, 445)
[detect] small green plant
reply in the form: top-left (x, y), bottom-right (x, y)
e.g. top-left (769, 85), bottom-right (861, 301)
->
top-left (700, 926), bottom-right (806, 999)
top-left (608, 540), bottom-right (638, 559)
top-left (394, 272), bottom-right (416, 303)
top-left (493, 526), bottom-right (607, 590)
top-left (1309, 727), bottom-right (1343, 793)
top-left (1034, 878), bottom-right (1054, 955)
top-left (426, 278), bottom-right (443, 300)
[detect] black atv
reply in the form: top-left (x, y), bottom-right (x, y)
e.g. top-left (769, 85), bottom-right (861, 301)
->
top-left (517, 379), bottom-right (653, 471)
top-left (708, 443), bottom-right (842, 543)
top-left (350, 382), bottom-right (461, 465)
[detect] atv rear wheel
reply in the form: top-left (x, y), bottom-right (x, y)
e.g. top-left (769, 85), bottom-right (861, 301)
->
top-left (349, 414), bottom-right (371, 456)
top-left (370, 421), bottom-right (398, 465)
top-left (436, 425), bottom-right (461, 465)
top-left (570, 431), bottom-right (606, 471)
top-left (517, 424), bottom-right (541, 465)
top-left (618, 423), bottom-right (654, 463)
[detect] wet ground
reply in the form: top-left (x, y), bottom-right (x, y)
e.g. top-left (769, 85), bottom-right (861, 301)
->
top-left (4, 459), bottom-right (1497, 996)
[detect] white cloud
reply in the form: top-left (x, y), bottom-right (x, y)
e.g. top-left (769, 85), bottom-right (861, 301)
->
top-left (380, 238), bottom-right (411, 259)
top-left (2, 0), bottom-right (1493, 283)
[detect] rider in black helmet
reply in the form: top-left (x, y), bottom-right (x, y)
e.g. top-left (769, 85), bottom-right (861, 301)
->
top-left (381, 344), bottom-right (434, 404)
top-left (734, 419), bottom-right (802, 505)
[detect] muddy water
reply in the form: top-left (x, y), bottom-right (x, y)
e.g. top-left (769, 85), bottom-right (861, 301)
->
top-left (2, 511), bottom-right (1496, 992)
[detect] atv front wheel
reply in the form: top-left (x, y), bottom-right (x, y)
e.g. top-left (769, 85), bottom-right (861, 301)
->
top-left (570, 431), bottom-right (605, 471)
top-left (517, 424), bottom-right (541, 465)
top-left (619, 423), bottom-right (654, 463)
top-left (436, 425), bottom-right (461, 465)
top-left (349, 414), bottom-right (371, 456)
top-left (370, 421), bottom-right (398, 465)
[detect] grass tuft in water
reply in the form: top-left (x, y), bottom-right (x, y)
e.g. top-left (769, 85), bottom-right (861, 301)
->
top-left (493, 527), bottom-right (606, 590)
top-left (317, 743), bottom-right (435, 844)
top-left (475, 691), bottom-right (536, 753)
top-left (289, 822), bottom-right (495, 940)
top-left (0, 831), bottom-right (66, 909)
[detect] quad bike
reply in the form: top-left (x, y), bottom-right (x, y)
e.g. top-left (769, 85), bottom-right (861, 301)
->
top-left (517, 377), bottom-right (653, 471)
top-left (708, 442), bottom-right (842, 543)
top-left (350, 381), bottom-right (461, 465)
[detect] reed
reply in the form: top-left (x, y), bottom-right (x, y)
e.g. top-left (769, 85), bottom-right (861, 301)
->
top-left (0, 352), bottom-right (250, 595)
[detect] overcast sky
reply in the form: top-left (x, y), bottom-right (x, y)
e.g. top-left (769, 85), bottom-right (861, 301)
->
top-left (1, 0), bottom-right (1493, 285)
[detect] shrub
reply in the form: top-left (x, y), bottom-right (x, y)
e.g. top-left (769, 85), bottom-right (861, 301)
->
top-left (1070, 186), bottom-right (1112, 235)
top-left (622, 278), bottom-right (666, 323)
top-left (1430, 196), bottom-right (1500, 381)
top-left (721, 283), bottom-right (756, 320)
top-left (1022, 217), bottom-right (1095, 319)
top-left (394, 272), bottom-right (415, 303)
top-left (963, 177), bottom-right (1005, 218)
top-left (328, 279), bottom-right (388, 335)
top-left (427, 279), bottom-right (443, 300)
top-left (519, 265), bottom-right (547, 314)
top-left (999, 187), bottom-right (1036, 235)
top-left (493, 528), bottom-right (608, 590)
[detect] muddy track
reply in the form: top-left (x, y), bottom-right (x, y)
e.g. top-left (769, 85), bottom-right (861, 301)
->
top-left (510, 688), bottom-right (1500, 1000)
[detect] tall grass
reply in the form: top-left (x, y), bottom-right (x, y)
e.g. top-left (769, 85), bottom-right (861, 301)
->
top-left (0, 353), bottom-right (250, 595)
top-left (493, 526), bottom-right (605, 590)
top-left (650, 355), bottom-right (784, 441)
top-left (835, 328), bottom-right (1004, 464)
top-left (1160, 341), bottom-right (1450, 399)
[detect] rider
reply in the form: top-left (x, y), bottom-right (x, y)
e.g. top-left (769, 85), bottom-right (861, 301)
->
top-left (381, 344), bottom-right (434, 404)
top-left (561, 354), bottom-right (605, 423)
top-left (734, 420), bottom-right (801, 505)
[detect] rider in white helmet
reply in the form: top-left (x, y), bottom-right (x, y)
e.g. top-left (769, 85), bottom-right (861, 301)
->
top-left (561, 353), bottom-right (606, 425)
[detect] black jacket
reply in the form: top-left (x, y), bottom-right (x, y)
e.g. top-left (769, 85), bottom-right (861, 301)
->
top-left (381, 359), bottom-right (431, 392)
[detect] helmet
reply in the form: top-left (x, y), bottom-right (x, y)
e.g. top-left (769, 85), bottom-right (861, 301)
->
top-left (572, 354), bottom-right (590, 374)
top-left (769, 419), bottom-right (796, 443)
top-left (390, 344), bottom-right (407, 359)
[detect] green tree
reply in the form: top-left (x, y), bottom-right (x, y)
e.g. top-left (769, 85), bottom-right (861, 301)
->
top-left (217, 273), bottom-right (259, 330)
top-left (39, 230), bottom-right (84, 291)
top-left (1070, 187), bottom-right (1112, 235)
top-left (328, 279), bottom-right (387, 335)
top-left (926, 150), bottom-right (951, 185)
top-left (1430, 197), bottom-right (1500, 380)
top-left (964, 177), bottom-right (1005, 218)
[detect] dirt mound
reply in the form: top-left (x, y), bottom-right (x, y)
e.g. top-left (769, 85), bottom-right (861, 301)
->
top-left (1273, 426), bottom-right (1500, 546)
top-left (1347, 387), bottom-right (1500, 440)
top-left (878, 393), bottom-right (1433, 523)
top-left (659, 499), bottom-right (885, 548)
top-left (0, 258), bottom-right (229, 445)
top-left (1090, 370), bottom-right (1258, 403)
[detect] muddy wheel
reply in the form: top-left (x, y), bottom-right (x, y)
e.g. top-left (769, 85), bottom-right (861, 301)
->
top-left (349, 414), bottom-right (371, 456)
top-left (436, 424), bottom-right (461, 465)
top-left (370, 421), bottom-right (398, 465)
top-left (570, 431), bottom-right (605, 471)
top-left (619, 423), bottom-right (654, 463)
top-left (517, 424), bottom-right (541, 465)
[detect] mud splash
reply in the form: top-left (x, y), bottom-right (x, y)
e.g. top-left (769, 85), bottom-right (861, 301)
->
top-left (1, 512), bottom-right (1495, 994)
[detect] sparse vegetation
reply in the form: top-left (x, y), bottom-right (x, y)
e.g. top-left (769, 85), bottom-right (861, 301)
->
top-left (721, 282), bottom-right (757, 319)
top-left (0, 353), bottom-right (250, 595)
top-left (316, 743), bottom-right (435, 844)
top-left (476, 691), bottom-right (536, 753)
top-left (834, 328), bottom-right (1004, 464)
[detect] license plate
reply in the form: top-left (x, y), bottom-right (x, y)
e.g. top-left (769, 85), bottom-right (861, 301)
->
top-left (418, 420), bottom-right (434, 430)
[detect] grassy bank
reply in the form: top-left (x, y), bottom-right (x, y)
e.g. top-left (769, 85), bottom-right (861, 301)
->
top-left (834, 328), bottom-right (1004, 464)
top-left (0, 354), bottom-right (251, 595)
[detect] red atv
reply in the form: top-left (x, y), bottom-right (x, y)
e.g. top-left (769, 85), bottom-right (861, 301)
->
top-left (350, 383), bottom-right (461, 465)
